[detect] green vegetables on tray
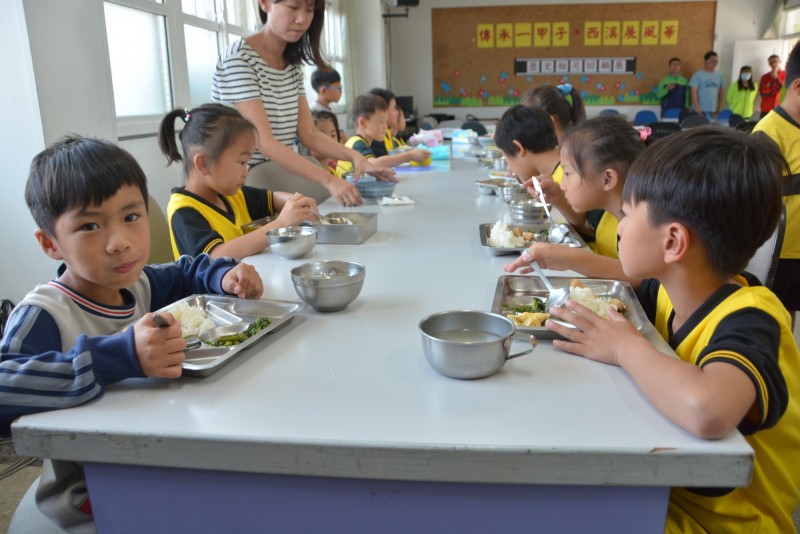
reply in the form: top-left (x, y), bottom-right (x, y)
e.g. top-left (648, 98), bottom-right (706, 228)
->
top-left (505, 298), bottom-right (545, 314)
top-left (210, 316), bottom-right (272, 347)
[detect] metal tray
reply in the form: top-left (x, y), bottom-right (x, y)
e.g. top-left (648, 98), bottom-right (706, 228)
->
top-left (304, 212), bottom-right (377, 244)
top-left (159, 295), bottom-right (305, 377)
top-left (479, 222), bottom-right (587, 256)
top-left (491, 276), bottom-right (650, 340)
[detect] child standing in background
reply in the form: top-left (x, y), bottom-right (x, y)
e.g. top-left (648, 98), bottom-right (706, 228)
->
top-left (311, 110), bottom-right (342, 177)
top-left (1, 135), bottom-right (264, 531)
top-left (504, 116), bottom-right (647, 282)
top-left (726, 65), bottom-right (757, 120)
top-left (159, 104), bottom-right (318, 260)
top-left (546, 128), bottom-right (800, 533)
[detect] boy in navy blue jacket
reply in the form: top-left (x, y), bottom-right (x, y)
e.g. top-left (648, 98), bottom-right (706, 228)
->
top-left (1, 135), bottom-right (263, 531)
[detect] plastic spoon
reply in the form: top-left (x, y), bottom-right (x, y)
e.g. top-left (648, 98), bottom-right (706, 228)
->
top-left (530, 177), bottom-right (552, 220)
top-left (528, 260), bottom-right (569, 309)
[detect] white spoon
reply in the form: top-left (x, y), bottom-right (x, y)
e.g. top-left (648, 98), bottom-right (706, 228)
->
top-left (530, 177), bottom-right (551, 220)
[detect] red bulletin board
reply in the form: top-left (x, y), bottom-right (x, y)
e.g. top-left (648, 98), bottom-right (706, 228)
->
top-left (431, 2), bottom-right (716, 108)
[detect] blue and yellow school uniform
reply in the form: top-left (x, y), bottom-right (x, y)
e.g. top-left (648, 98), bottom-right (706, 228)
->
top-left (585, 209), bottom-right (619, 259)
top-left (638, 278), bottom-right (800, 533)
top-left (336, 135), bottom-right (374, 176)
top-left (753, 106), bottom-right (800, 309)
top-left (369, 128), bottom-right (396, 158)
top-left (551, 162), bottom-right (564, 185)
top-left (167, 186), bottom-right (273, 260)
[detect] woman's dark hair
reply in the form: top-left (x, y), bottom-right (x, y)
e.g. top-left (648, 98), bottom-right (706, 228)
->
top-left (311, 109), bottom-right (340, 137)
top-left (351, 94), bottom-right (388, 123)
top-left (521, 85), bottom-right (586, 137)
top-left (624, 127), bottom-right (786, 277)
top-left (158, 103), bottom-right (257, 176)
top-left (494, 105), bottom-right (558, 157)
top-left (259, 0), bottom-right (329, 68)
top-left (737, 66), bottom-right (754, 92)
top-left (561, 115), bottom-right (647, 181)
top-left (26, 135), bottom-right (148, 236)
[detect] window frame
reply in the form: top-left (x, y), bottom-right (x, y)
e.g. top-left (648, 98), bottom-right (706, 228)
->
top-left (105, 0), bottom-right (257, 139)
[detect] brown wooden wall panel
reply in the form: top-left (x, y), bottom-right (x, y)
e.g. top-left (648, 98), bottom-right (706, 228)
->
top-left (431, 2), bottom-right (716, 108)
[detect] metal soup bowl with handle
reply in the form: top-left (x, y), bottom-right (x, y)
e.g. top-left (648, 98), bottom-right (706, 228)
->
top-left (419, 310), bottom-right (537, 379)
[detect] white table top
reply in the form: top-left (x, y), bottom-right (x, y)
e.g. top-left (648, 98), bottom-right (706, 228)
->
top-left (13, 158), bottom-right (753, 487)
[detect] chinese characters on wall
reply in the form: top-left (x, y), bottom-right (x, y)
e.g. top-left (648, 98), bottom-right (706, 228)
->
top-left (477, 20), bottom-right (679, 48)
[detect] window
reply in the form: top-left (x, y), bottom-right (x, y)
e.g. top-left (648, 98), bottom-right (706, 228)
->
top-left (104, 0), bottom-right (258, 137)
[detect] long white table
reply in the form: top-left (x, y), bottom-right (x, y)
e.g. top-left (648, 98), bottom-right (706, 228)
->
top-left (13, 158), bottom-right (752, 532)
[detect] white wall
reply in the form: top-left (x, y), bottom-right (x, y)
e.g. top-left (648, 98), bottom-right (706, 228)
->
top-left (0, 1), bottom-right (51, 303)
top-left (388, 0), bottom-right (776, 120)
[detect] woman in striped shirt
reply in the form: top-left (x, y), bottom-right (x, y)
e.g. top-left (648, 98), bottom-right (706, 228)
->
top-left (212, 0), bottom-right (396, 207)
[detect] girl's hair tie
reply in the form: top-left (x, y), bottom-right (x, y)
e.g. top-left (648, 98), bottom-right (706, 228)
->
top-left (635, 126), bottom-right (652, 142)
top-left (183, 110), bottom-right (192, 123)
top-left (557, 83), bottom-right (573, 95)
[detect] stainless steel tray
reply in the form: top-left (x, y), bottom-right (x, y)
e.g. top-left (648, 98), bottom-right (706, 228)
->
top-left (479, 222), bottom-right (587, 256)
top-left (305, 212), bottom-right (377, 244)
top-left (160, 295), bottom-right (305, 377)
top-left (491, 276), bottom-right (650, 340)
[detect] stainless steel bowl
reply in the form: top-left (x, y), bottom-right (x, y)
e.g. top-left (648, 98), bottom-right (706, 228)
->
top-left (508, 199), bottom-right (551, 222)
top-left (419, 310), bottom-right (536, 379)
top-left (290, 260), bottom-right (366, 312)
top-left (266, 226), bottom-right (318, 259)
top-left (497, 184), bottom-right (531, 203)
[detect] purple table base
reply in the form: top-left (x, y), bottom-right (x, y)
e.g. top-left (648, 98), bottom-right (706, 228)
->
top-left (85, 463), bottom-right (669, 533)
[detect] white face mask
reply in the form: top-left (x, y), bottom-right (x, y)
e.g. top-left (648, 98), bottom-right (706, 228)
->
top-left (741, 73), bottom-right (752, 81)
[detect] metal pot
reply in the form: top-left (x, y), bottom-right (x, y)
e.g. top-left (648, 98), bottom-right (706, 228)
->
top-left (419, 310), bottom-right (537, 379)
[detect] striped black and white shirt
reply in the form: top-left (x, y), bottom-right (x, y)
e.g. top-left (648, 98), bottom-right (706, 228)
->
top-left (212, 39), bottom-right (305, 167)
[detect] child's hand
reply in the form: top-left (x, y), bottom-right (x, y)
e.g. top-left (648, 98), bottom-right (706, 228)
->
top-left (134, 313), bottom-right (186, 378)
top-left (504, 243), bottom-right (576, 274)
top-left (222, 262), bottom-right (264, 298)
top-left (409, 149), bottom-right (432, 162)
top-left (547, 300), bottom-right (641, 366)
top-left (523, 175), bottom-right (564, 205)
top-left (275, 193), bottom-right (317, 227)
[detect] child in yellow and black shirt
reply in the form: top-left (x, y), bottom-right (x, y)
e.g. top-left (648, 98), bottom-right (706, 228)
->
top-left (546, 127), bottom-right (800, 533)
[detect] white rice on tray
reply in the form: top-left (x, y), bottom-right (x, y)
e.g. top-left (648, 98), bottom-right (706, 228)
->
top-left (568, 286), bottom-right (613, 317)
top-left (487, 221), bottom-right (525, 248)
top-left (167, 301), bottom-right (216, 337)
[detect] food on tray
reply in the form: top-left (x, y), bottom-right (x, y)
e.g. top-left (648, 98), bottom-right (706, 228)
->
top-left (210, 316), bottom-right (272, 347)
top-left (505, 280), bottom-right (627, 326)
top-left (320, 217), bottom-right (353, 225)
top-left (487, 221), bottom-right (551, 248)
top-left (508, 311), bottom-right (550, 327)
top-left (168, 301), bottom-right (216, 338)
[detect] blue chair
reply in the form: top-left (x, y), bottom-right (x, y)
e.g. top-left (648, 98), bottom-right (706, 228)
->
top-left (599, 109), bottom-right (620, 117)
top-left (662, 108), bottom-right (682, 120)
top-left (715, 109), bottom-right (732, 124)
top-left (633, 110), bottom-right (659, 126)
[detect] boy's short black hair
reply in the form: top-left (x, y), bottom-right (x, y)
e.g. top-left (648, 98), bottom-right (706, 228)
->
top-left (368, 87), bottom-right (396, 106)
top-left (26, 135), bottom-right (148, 236)
top-left (668, 57), bottom-right (681, 64)
top-left (494, 105), bottom-right (558, 157)
top-left (624, 127), bottom-right (786, 278)
top-left (704, 51), bottom-right (718, 61)
top-left (785, 41), bottom-right (799, 85)
top-left (311, 68), bottom-right (342, 92)
top-left (351, 94), bottom-right (388, 123)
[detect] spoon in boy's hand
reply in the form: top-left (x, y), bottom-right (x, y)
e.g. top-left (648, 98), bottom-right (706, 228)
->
top-left (528, 259), bottom-right (569, 309)
top-left (530, 177), bottom-right (552, 220)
